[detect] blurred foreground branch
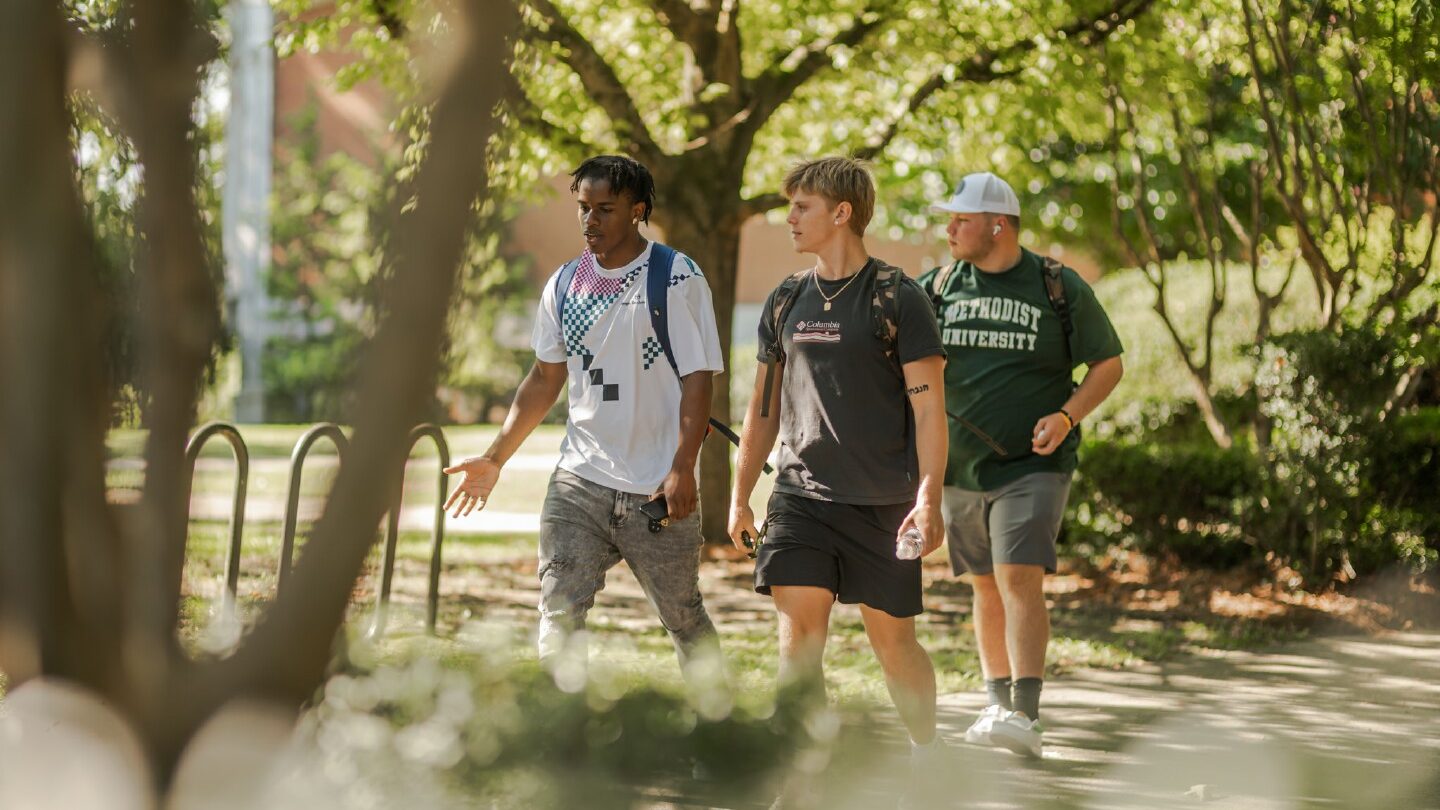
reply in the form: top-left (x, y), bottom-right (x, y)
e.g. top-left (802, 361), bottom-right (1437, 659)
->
top-left (0, 0), bottom-right (517, 792)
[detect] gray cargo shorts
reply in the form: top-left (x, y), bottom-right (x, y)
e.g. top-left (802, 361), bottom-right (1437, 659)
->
top-left (941, 472), bottom-right (1072, 576)
top-left (536, 468), bottom-right (718, 669)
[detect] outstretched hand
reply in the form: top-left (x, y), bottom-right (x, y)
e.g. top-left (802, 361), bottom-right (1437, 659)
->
top-left (443, 456), bottom-right (502, 517)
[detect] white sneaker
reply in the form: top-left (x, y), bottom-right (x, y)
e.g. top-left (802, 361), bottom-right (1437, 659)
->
top-left (963, 704), bottom-right (1007, 746)
top-left (988, 710), bottom-right (1044, 758)
top-left (909, 735), bottom-right (949, 773)
top-left (899, 737), bottom-right (949, 810)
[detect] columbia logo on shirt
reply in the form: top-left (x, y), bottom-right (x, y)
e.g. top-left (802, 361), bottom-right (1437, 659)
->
top-left (793, 320), bottom-right (842, 343)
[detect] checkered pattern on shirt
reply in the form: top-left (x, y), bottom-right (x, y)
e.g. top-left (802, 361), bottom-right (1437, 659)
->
top-left (641, 336), bottom-right (666, 370)
top-left (667, 255), bottom-right (702, 288)
top-left (561, 251), bottom-right (646, 358)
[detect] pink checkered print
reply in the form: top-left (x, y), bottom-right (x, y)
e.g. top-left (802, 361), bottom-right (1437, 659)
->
top-left (570, 251), bottom-right (629, 298)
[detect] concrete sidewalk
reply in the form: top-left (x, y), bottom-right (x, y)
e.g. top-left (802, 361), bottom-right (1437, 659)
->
top-left (654, 631), bottom-right (1440, 809)
top-left (923, 631), bottom-right (1440, 809)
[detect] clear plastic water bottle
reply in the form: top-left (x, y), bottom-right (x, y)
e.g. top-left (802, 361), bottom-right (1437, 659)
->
top-left (896, 527), bottom-right (923, 560)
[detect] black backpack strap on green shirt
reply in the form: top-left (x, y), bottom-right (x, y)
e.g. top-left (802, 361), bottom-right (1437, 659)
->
top-left (1040, 256), bottom-right (1075, 366)
top-left (925, 260), bottom-right (960, 315)
top-left (759, 271), bottom-right (808, 418)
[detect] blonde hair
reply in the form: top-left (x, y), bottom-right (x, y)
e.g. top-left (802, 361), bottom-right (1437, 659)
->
top-left (782, 157), bottom-right (875, 236)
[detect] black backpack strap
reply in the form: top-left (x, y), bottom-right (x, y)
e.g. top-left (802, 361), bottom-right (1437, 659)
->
top-left (759, 271), bottom-right (807, 418)
top-left (645, 242), bottom-right (680, 374)
top-left (925, 260), bottom-right (960, 314)
top-left (870, 260), bottom-right (904, 377)
top-left (1041, 256), bottom-right (1074, 367)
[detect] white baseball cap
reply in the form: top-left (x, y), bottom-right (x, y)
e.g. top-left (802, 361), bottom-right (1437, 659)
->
top-left (930, 172), bottom-right (1021, 217)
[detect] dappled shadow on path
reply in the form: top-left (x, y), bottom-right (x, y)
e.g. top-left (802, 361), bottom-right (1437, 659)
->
top-left (628, 632), bottom-right (1440, 809)
top-left (807, 632), bottom-right (1440, 810)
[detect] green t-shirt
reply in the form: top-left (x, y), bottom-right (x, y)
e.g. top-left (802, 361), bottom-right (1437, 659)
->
top-left (917, 248), bottom-right (1123, 492)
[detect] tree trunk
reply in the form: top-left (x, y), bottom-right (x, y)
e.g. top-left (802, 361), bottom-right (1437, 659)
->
top-left (0, 0), bottom-right (93, 687)
top-left (3, 0), bottom-right (517, 790)
top-left (655, 198), bottom-right (746, 544)
top-left (1189, 377), bottom-right (1234, 449)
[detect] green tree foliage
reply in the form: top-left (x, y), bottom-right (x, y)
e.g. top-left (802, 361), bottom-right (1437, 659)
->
top-left (280, 0), bottom-right (1156, 541)
top-left (248, 0), bottom-right (1440, 572)
top-left (275, 6), bottom-right (544, 422)
top-left (66, 1), bottom-right (231, 423)
top-left (266, 105), bottom-right (385, 422)
top-left (442, 226), bottom-right (537, 421)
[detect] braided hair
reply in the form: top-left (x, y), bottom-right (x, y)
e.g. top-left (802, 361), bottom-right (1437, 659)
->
top-left (569, 155), bottom-right (655, 223)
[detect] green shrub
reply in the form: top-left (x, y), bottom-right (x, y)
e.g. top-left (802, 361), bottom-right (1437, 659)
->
top-left (1361, 407), bottom-right (1440, 570)
top-left (315, 642), bottom-right (860, 809)
top-left (1067, 436), bottom-right (1261, 570)
top-left (1071, 324), bottom-right (1438, 582)
top-left (1252, 326), bottom-right (1436, 582)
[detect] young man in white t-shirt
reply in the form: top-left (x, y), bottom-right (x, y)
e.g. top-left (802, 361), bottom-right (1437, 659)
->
top-left (445, 156), bottom-right (726, 675)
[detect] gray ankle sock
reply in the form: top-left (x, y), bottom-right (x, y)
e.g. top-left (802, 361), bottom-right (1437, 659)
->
top-left (985, 677), bottom-right (1013, 710)
top-left (1012, 677), bottom-right (1043, 721)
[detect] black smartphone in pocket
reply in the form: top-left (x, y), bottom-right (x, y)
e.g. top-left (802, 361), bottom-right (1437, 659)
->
top-left (639, 495), bottom-right (669, 522)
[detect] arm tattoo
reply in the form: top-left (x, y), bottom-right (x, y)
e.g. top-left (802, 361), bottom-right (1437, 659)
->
top-left (906, 383), bottom-right (930, 396)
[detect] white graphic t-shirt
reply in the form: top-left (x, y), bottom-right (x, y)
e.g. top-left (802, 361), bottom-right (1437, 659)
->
top-left (532, 241), bottom-right (725, 494)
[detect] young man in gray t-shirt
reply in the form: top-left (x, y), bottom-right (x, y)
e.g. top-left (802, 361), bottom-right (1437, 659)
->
top-left (728, 157), bottom-right (949, 795)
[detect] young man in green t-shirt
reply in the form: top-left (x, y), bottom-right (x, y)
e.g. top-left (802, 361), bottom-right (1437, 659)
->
top-left (919, 172), bottom-right (1124, 758)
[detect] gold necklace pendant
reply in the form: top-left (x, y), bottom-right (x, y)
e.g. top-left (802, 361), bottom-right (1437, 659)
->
top-left (813, 262), bottom-right (865, 312)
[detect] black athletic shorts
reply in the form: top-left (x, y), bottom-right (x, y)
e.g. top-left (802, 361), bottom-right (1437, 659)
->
top-left (754, 491), bottom-right (922, 618)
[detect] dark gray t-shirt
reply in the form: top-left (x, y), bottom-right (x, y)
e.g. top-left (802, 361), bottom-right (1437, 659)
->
top-left (756, 258), bottom-right (945, 505)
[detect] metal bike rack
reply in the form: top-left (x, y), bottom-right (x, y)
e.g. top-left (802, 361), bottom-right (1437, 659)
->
top-left (182, 422), bottom-right (250, 612)
top-left (370, 423), bottom-right (451, 638)
top-left (277, 422), bottom-right (350, 593)
top-left (170, 420), bottom-right (451, 638)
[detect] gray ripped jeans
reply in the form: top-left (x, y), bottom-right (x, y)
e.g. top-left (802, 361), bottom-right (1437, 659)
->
top-left (537, 468), bottom-right (719, 671)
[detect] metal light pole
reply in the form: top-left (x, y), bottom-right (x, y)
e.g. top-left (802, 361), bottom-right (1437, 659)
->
top-left (223, 0), bottom-right (274, 423)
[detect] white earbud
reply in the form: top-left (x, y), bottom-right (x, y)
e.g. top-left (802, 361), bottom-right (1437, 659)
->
top-left (992, 223), bottom-right (1002, 236)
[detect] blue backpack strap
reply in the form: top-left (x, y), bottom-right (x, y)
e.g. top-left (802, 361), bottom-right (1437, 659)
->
top-left (553, 256), bottom-right (582, 331)
top-left (644, 243), bottom-right (767, 468)
top-left (646, 242), bottom-right (680, 375)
